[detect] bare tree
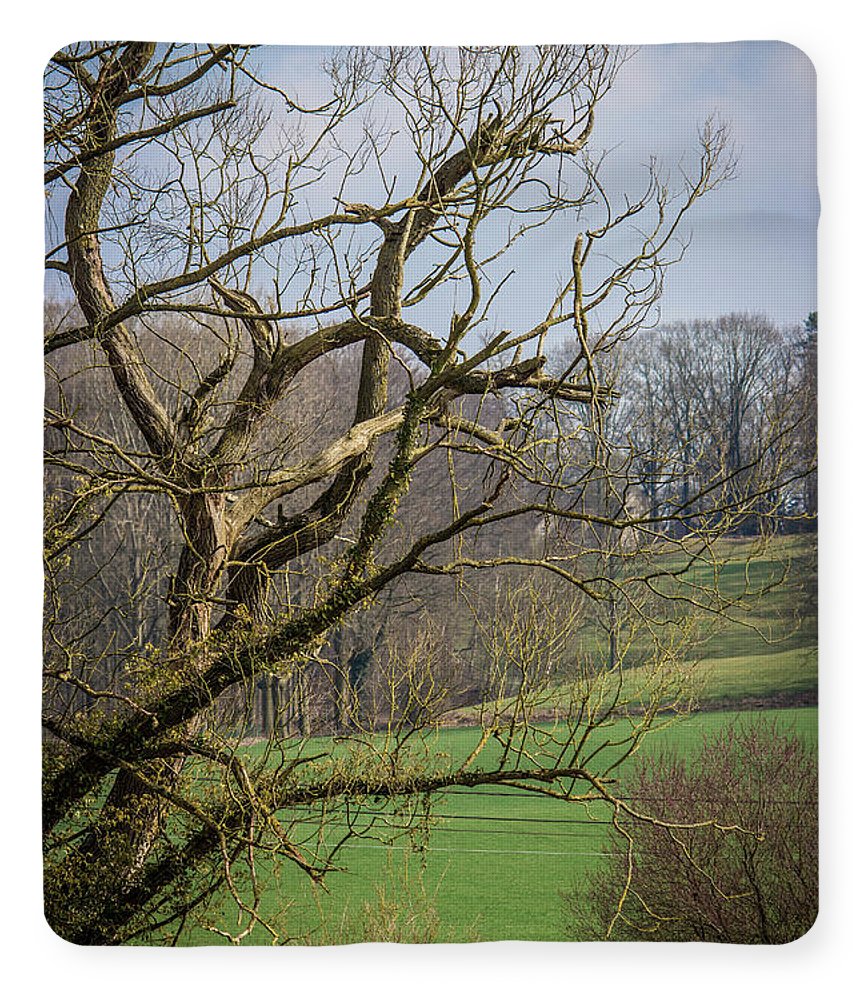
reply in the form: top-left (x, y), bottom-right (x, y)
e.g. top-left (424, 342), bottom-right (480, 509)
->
top-left (43, 43), bottom-right (798, 946)
top-left (798, 312), bottom-right (818, 525)
top-left (617, 314), bottom-right (814, 536)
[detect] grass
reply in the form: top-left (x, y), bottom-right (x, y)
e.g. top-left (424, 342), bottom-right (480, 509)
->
top-left (669, 534), bottom-right (816, 706)
top-left (166, 534), bottom-right (817, 945)
top-left (177, 706), bottom-right (817, 945)
top-left (443, 534), bottom-right (817, 724)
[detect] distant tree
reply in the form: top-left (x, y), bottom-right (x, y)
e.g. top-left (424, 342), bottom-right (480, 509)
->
top-left (800, 312), bottom-right (818, 524)
top-left (619, 314), bottom-right (813, 535)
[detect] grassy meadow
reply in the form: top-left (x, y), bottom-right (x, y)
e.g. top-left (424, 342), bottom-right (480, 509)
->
top-left (177, 707), bottom-right (816, 944)
top-left (170, 535), bottom-right (817, 945)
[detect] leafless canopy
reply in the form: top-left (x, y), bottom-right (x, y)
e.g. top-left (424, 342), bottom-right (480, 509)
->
top-left (43, 43), bottom-right (806, 945)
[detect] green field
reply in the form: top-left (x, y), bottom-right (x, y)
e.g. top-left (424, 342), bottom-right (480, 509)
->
top-left (672, 535), bottom-right (817, 702)
top-left (171, 535), bottom-right (817, 945)
top-left (440, 535), bottom-right (817, 726)
top-left (177, 707), bottom-right (816, 945)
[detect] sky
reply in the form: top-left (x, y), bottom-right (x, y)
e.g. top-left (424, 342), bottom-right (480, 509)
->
top-left (596, 42), bottom-right (817, 325)
top-left (255, 42), bottom-right (817, 331)
top-left (42, 43), bottom-right (818, 338)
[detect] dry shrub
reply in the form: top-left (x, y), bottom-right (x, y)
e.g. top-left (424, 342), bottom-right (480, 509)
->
top-left (563, 718), bottom-right (818, 943)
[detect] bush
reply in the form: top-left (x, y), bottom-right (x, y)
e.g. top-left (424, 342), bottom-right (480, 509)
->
top-left (563, 719), bottom-right (818, 943)
top-left (302, 859), bottom-right (479, 945)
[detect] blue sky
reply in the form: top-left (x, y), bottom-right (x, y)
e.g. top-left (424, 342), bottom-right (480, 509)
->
top-left (595, 42), bottom-right (817, 325)
top-left (256, 42), bottom-right (817, 330)
top-left (42, 43), bottom-right (817, 336)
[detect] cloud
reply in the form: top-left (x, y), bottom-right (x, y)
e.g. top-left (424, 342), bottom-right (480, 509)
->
top-left (592, 42), bottom-right (818, 223)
